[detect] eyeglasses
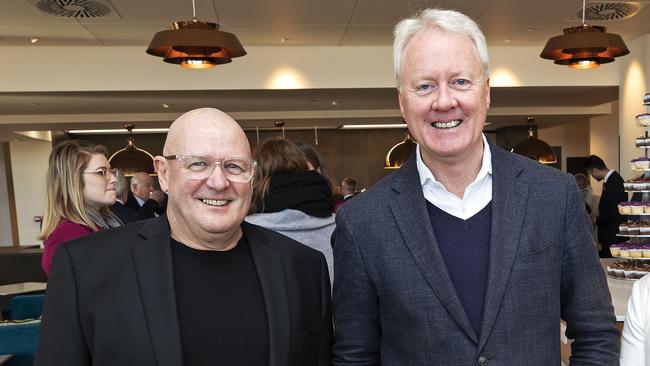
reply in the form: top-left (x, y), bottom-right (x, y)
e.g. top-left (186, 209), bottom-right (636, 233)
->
top-left (164, 155), bottom-right (256, 183)
top-left (406, 77), bottom-right (485, 98)
top-left (82, 168), bottom-right (117, 180)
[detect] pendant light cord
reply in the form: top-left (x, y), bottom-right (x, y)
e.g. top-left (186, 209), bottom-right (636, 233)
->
top-left (582, 0), bottom-right (586, 25)
top-left (191, 0), bottom-right (196, 19)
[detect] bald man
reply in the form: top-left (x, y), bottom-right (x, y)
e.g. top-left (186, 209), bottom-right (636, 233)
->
top-left (36, 108), bottom-right (332, 366)
top-left (124, 172), bottom-right (166, 220)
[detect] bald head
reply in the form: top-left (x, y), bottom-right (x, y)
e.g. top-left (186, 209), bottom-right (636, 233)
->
top-left (131, 172), bottom-right (154, 200)
top-left (155, 107), bottom-right (254, 250)
top-left (164, 108), bottom-right (250, 158)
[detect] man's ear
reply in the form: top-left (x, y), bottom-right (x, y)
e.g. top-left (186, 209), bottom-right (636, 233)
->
top-left (153, 157), bottom-right (169, 193)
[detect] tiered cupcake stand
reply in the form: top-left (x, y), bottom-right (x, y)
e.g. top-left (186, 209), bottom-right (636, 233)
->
top-left (610, 93), bottom-right (650, 281)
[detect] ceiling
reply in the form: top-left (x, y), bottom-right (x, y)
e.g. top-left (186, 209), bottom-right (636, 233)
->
top-left (3, 0), bottom-right (650, 47)
top-left (0, 0), bottom-right (641, 140)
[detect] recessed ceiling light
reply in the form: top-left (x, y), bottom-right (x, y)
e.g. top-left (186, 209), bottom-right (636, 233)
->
top-left (29, 102), bottom-right (40, 107)
top-left (340, 124), bottom-right (407, 130)
top-left (504, 38), bottom-right (512, 43)
top-left (525, 27), bottom-right (535, 32)
top-left (330, 100), bottom-right (339, 107)
top-left (280, 37), bottom-right (288, 43)
top-left (30, 37), bottom-right (39, 44)
top-left (161, 103), bottom-right (170, 109)
top-left (67, 128), bottom-right (170, 134)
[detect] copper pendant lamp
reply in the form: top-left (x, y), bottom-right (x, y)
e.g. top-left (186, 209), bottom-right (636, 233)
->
top-left (146, 0), bottom-right (246, 69)
top-left (512, 117), bottom-right (557, 164)
top-left (108, 124), bottom-right (156, 176)
top-left (385, 134), bottom-right (416, 170)
top-left (540, 0), bottom-right (629, 69)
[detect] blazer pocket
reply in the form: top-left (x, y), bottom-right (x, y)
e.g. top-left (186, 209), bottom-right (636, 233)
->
top-left (514, 241), bottom-right (556, 267)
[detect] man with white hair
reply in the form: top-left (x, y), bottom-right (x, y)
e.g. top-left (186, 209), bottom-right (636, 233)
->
top-left (37, 108), bottom-right (332, 365)
top-left (331, 9), bottom-right (618, 365)
top-left (125, 171), bottom-right (166, 220)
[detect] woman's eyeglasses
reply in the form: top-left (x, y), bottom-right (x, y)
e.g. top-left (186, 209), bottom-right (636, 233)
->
top-left (82, 168), bottom-right (118, 180)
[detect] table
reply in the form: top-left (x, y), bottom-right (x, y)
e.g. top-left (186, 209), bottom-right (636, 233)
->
top-left (0, 282), bottom-right (46, 297)
top-left (601, 258), bottom-right (635, 322)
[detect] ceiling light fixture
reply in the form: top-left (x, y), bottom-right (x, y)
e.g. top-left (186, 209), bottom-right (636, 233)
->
top-left (540, 0), bottom-right (629, 69)
top-left (511, 117), bottom-right (557, 164)
top-left (385, 134), bottom-right (416, 170)
top-left (108, 124), bottom-right (156, 176)
top-left (30, 37), bottom-right (39, 44)
top-left (146, 0), bottom-right (246, 69)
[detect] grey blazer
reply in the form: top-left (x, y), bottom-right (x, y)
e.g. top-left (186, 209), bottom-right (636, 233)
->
top-left (331, 144), bottom-right (619, 365)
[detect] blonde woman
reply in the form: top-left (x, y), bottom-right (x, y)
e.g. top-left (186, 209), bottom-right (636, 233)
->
top-left (39, 139), bottom-right (122, 275)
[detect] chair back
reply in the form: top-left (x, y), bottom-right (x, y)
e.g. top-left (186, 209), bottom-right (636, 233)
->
top-left (0, 319), bottom-right (41, 366)
top-left (10, 294), bottom-right (45, 320)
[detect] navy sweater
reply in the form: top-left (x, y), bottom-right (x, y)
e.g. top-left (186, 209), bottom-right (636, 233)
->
top-left (426, 201), bottom-right (492, 337)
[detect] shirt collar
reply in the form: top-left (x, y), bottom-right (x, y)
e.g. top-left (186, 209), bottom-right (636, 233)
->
top-left (604, 169), bottom-right (614, 182)
top-left (417, 134), bottom-right (492, 188)
top-left (134, 195), bottom-right (146, 207)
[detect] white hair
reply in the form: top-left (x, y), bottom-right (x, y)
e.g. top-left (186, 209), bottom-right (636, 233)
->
top-left (393, 8), bottom-right (490, 88)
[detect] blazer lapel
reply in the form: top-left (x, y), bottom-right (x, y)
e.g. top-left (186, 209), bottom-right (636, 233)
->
top-left (244, 223), bottom-right (290, 366)
top-left (131, 216), bottom-right (184, 366)
top-left (389, 155), bottom-right (478, 342)
top-left (478, 146), bottom-right (529, 349)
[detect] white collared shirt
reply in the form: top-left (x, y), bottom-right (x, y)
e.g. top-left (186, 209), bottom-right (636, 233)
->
top-left (416, 134), bottom-right (493, 220)
top-left (134, 195), bottom-right (146, 207)
top-left (604, 169), bottom-right (614, 183)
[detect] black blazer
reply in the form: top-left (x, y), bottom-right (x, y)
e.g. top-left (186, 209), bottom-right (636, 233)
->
top-left (125, 192), bottom-right (166, 220)
top-left (109, 201), bottom-right (139, 224)
top-left (35, 217), bottom-right (332, 366)
top-left (596, 170), bottom-right (627, 245)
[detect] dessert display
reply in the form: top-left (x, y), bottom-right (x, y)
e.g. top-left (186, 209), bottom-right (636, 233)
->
top-left (610, 243), bottom-right (650, 259)
top-left (630, 157), bottom-right (650, 170)
top-left (636, 135), bottom-right (650, 148)
top-left (612, 93), bottom-right (650, 281)
top-left (607, 260), bottom-right (650, 279)
top-left (624, 178), bottom-right (650, 191)
top-left (618, 202), bottom-right (650, 214)
top-left (638, 113), bottom-right (650, 127)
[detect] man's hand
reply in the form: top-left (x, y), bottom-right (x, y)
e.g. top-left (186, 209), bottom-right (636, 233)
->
top-left (149, 189), bottom-right (165, 204)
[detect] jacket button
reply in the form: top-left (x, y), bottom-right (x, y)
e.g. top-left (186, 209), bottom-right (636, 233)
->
top-left (477, 355), bottom-right (488, 366)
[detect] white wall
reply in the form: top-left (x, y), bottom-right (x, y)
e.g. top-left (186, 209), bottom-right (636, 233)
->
top-left (0, 44), bottom-right (619, 93)
top-left (10, 140), bottom-right (50, 246)
top-left (0, 144), bottom-right (13, 246)
top-left (590, 101), bottom-right (621, 195)
top-left (619, 35), bottom-right (650, 185)
top-left (538, 119), bottom-right (590, 172)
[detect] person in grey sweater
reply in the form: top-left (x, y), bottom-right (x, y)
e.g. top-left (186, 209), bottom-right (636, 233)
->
top-left (246, 137), bottom-right (335, 283)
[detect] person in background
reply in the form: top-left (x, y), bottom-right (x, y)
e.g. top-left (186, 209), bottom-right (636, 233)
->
top-left (620, 273), bottom-right (650, 365)
top-left (331, 8), bottom-right (618, 365)
top-left (38, 139), bottom-right (122, 276)
top-left (575, 172), bottom-right (599, 221)
top-left (36, 108), bottom-right (331, 365)
top-left (341, 177), bottom-right (357, 201)
top-left (295, 141), bottom-right (324, 173)
top-left (296, 141), bottom-right (342, 209)
top-left (110, 169), bottom-right (139, 224)
top-left (586, 154), bottom-right (628, 257)
top-left (125, 171), bottom-right (166, 220)
top-left (246, 137), bottom-right (335, 283)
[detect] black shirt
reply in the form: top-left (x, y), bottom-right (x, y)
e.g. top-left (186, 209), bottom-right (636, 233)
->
top-left (171, 236), bottom-right (269, 366)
